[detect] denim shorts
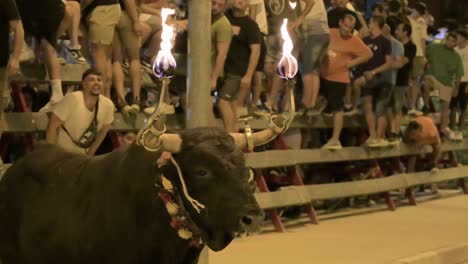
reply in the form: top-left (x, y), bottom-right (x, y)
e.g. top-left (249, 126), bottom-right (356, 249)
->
top-left (218, 73), bottom-right (241, 101)
top-left (298, 34), bottom-right (329, 74)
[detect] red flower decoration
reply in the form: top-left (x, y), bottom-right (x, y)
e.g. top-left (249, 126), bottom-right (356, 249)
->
top-left (170, 219), bottom-right (184, 229)
top-left (158, 190), bottom-right (173, 202)
top-left (189, 239), bottom-right (203, 249)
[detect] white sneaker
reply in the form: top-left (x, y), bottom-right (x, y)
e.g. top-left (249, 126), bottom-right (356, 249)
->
top-left (408, 108), bottom-right (423, 116)
top-left (122, 104), bottom-right (139, 117)
top-left (455, 131), bottom-right (464, 141)
top-left (321, 139), bottom-right (343, 150)
top-left (367, 199), bottom-right (376, 207)
top-left (19, 45), bottom-right (35, 62)
top-left (440, 127), bottom-right (454, 140)
top-left (144, 102), bottom-right (175, 115)
top-left (237, 106), bottom-right (248, 118)
top-left (364, 137), bottom-right (380, 148)
top-left (375, 138), bottom-right (390, 147)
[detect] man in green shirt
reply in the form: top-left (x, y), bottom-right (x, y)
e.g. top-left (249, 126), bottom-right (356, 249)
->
top-left (209, 0), bottom-right (232, 126)
top-left (423, 32), bottom-right (464, 139)
top-left (211, 0), bottom-right (232, 91)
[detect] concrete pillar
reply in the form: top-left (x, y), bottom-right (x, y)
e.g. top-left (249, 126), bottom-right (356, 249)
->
top-left (187, 0), bottom-right (211, 262)
top-left (186, 0), bottom-right (211, 129)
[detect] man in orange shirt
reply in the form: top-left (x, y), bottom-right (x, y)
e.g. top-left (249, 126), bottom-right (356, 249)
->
top-left (404, 116), bottom-right (441, 172)
top-left (320, 10), bottom-right (372, 150)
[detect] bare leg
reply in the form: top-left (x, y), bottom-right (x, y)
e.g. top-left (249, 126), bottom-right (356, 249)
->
top-left (459, 108), bottom-right (466, 130)
top-left (218, 98), bottom-right (237, 132)
top-left (409, 78), bottom-right (420, 109)
top-left (363, 96), bottom-right (376, 139)
top-left (344, 83), bottom-right (352, 106)
top-left (301, 71), bottom-right (320, 108)
top-left (265, 75), bottom-right (282, 109)
top-left (353, 77), bottom-right (365, 111)
top-left (376, 115), bottom-right (387, 139)
top-left (66, 1), bottom-right (81, 48)
top-left (330, 111), bottom-right (344, 141)
top-left (57, 4), bottom-right (72, 39)
top-left (112, 61), bottom-right (127, 106)
top-left (407, 155), bottom-right (417, 173)
top-left (90, 43), bottom-right (111, 96)
top-left (439, 100), bottom-right (450, 130)
top-left (42, 39), bottom-right (63, 103)
top-left (251, 71), bottom-right (263, 106)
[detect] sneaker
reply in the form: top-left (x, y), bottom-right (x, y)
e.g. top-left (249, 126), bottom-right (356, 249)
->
top-left (19, 45), bottom-right (35, 62)
top-left (130, 104), bottom-right (140, 113)
top-left (57, 56), bottom-right (67, 65)
top-left (321, 109), bottom-right (333, 117)
top-left (440, 127), bottom-right (454, 140)
top-left (454, 131), bottom-right (464, 141)
top-left (141, 59), bottom-right (153, 74)
top-left (295, 107), bottom-right (306, 115)
top-left (248, 104), bottom-right (260, 116)
top-left (237, 106), bottom-right (248, 118)
top-left (388, 133), bottom-right (401, 146)
top-left (253, 103), bottom-right (274, 117)
top-left (408, 108), bottom-right (423, 116)
top-left (364, 137), bottom-right (380, 148)
top-left (304, 107), bottom-right (321, 117)
top-left (367, 199), bottom-right (376, 207)
top-left (375, 138), bottom-right (390, 147)
top-left (344, 107), bottom-right (360, 116)
top-left (65, 46), bottom-right (87, 64)
top-left (321, 139), bottom-right (343, 150)
top-left (144, 102), bottom-right (175, 115)
top-left (121, 104), bottom-right (137, 117)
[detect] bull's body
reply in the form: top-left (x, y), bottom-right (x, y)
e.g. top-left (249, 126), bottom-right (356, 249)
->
top-left (0, 143), bottom-right (202, 264)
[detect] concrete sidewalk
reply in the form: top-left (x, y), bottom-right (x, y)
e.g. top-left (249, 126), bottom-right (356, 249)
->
top-left (209, 195), bottom-right (468, 264)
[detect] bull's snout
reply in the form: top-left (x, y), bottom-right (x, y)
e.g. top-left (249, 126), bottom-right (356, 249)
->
top-left (240, 210), bottom-right (265, 233)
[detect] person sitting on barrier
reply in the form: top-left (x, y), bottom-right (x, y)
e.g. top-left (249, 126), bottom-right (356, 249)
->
top-left (46, 68), bottom-right (115, 156)
top-left (320, 10), bottom-right (372, 150)
top-left (15, 0), bottom-right (67, 112)
top-left (403, 116), bottom-right (441, 173)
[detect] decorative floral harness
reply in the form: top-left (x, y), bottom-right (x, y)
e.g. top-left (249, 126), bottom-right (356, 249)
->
top-left (156, 157), bottom-right (205, 249)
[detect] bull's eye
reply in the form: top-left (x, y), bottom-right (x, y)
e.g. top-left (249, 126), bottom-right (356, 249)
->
top-left (194, 169), bottom-right (209, 177)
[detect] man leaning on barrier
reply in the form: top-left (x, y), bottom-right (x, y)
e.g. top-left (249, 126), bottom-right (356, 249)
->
top-left (403, 116), bottom-right (441, 173)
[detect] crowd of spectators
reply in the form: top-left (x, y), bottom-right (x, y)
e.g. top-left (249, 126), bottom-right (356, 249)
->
top-left (0, 0), bottom-right (467, 165)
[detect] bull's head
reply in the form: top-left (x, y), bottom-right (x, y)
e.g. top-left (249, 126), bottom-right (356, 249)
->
top-left (158, 127), bottom-right (264, 251)
top-left (135, 98), bottom-right (293, 251)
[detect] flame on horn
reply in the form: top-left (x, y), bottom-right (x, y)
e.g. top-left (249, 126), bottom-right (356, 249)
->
top-left (153, 8), bottom-right (177, 78)
top-left (277, 19), bottom-right (298, 80)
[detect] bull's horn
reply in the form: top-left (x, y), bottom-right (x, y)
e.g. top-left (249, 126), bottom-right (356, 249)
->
top-left (231, 114), bottom-right (288, 150)
top-left (137, 119), bottom-right (182, 153)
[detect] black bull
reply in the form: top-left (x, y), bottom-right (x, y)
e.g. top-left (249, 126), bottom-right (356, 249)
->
top-left (0, 127), bottom-right (263, 264)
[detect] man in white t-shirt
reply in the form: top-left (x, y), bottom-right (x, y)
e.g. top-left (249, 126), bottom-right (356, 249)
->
top-left (407, 2), bottom-right (428, 116)
top-left (46, 68), bottom-right (115, 155)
